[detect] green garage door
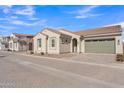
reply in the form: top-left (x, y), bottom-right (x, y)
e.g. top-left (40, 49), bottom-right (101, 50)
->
top-left (85, 39), bottom-right (115, 54)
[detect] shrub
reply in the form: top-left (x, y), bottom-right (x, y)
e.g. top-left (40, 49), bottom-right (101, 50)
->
top-left (40, 52), bottom-right (44, 55)
top-left (7, 49), bottom-right (11, 51)
top-left (116, 54), bottom-right (124, 62)
top-left (30, 51), bottom-right (34, 54)
top-left (26, 51), bottom-right (34, 54)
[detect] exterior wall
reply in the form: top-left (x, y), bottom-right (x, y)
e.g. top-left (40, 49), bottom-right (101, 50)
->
top-left (18, 43), bottom-right (26, 51)
top-left (60, 43), bottom-right (70, 53)
top-left (42, 29), bottom-right (60, 54)
top-left (0, 42), bottom-right (1, 50)
top-left (9, 34), bottom-right (18, 51)
top-left (59, 29), bottom-right (80, 53)
top-left (33, 33), bottom-right (47, 54)
top-left (59, 36), bottom-right (71, 53)
top-left (9, 40), bottom-right (19, 51)
top-left (9, 40), bottom-right (13, 51)
top-left (115, 36), bottom-right (123, 54)
top-left (13, 42), bottom-right (18, 51)
top-left (80, 39), bottom-right (85, 53)
top-left (77, 38), bottom-right (81, 53)
top-left (0, 42), bottom-right (5, 50)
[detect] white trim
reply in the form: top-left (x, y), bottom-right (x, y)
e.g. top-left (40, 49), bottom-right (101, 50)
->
top-left (84, 32), bottom-right (121, 38)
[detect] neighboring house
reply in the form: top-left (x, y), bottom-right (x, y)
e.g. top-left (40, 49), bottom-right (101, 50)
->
top-left (0, 42), bottom-right (5, 50)
top-left (9, 33), bottom-right (33, 51)
top-left (0, 36), bottom-right (10, 50)
top-left (33, 25), bottom-right (123, 54)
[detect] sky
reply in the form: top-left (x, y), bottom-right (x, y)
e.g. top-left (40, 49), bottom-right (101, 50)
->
top-left (0, 5), bottom-right (124, 38)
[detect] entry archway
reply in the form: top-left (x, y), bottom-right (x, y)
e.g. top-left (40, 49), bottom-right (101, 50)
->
top-left (72, 38), bottom-right (77, 52)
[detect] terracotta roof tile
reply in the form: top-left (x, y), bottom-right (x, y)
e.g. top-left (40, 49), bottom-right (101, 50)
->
top-left (46, 28), bottom-right (62, 34)
top-left (13, 33), bottom-right (33, 37)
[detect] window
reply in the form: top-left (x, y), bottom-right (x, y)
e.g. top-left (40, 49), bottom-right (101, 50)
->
top-left (10, 43), bottom-right (12, 48)
top-left (61, 38), bottom-right (69, 44)
top-left (65, 39), bottom-right (68, 43)
top-left (37, 39), bottom-right (41, 47)
top-left (49, 37), bottom-right (56, 48)
top-left (51, 39), bottom-right (55, 47)
top-left (118, 40), bottom-right (120, 45)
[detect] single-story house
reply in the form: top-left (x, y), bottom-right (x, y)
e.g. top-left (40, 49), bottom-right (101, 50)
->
top-left (9, 33), bottom-right (33, 51)
top-left (33, 25), bottom-right (123, 54)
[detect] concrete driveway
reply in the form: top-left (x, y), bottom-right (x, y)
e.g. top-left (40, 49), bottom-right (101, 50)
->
top-left (64, 53), bottom-right (117, 65)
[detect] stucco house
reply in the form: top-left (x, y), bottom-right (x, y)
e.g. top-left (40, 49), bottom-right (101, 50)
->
top-left (33, 25), bottom-right (123, 54)
top-left (9, 33), bottom-right (33, 51)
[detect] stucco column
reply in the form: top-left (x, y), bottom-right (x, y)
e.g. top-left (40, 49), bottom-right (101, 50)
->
top-left (70, 38), bottom-right (73, 53)
top-left (81, 39), bottom-right (85, 53)
top-left (77, 38), bottom-right (81, 53)
top-left (115, 36), bottom-right (123, 54)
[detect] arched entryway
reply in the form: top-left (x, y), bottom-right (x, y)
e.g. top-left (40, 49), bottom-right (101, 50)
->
top-left (72, 38), bottom-right (77, 52)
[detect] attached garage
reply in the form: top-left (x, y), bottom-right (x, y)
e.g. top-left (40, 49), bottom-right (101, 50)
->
top-left (85, 38), bottom-right (115, 54)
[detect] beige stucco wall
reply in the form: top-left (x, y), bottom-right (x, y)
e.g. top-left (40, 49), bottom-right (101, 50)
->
top-left (80, 39), bottom-right (85, 53)
top-left (33, 33), bottom-right (47, 54)
top-left (9, 40), bottom-right (19, 51)
top-left (18, 43), bottom-right (27, 51)
top-left (115, 36), bottom-right (123, 54)
top-left (42, 29), bottom-right (60, 54)
top-left (60, 43), bottom-right (70, 53)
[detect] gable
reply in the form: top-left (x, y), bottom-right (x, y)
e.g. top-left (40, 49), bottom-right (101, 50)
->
top-left (42, 29), bottom-right (60, 37)
top-left (59, 29), bottom-right (80, 38)
top-left (33, 33), bottom-right (47, 40)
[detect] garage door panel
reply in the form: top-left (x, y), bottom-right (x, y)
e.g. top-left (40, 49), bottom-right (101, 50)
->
top-left (85, 39), bottom-right (115, 54)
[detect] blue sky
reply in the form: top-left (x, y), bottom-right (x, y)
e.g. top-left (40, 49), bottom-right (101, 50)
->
top-left (0, 5), bottom-right (124, 37)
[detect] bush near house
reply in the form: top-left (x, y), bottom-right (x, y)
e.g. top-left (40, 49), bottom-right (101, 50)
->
top-left (116, 54), bottom-right (124, 62)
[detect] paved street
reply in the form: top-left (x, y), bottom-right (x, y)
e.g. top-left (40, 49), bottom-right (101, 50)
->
top-left (0, 51), bottom-right (124, 88)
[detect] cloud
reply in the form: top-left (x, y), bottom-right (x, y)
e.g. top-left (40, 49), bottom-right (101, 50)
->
top-left (0, 17), bottom-right (9, 21)
top-left (67, 5), bottom-right (101, 19)
top-left (76, 13), bottom-right (102, 19)
top-left (10, 19), bottom-right (47, 27)
top-left (28, 17), bottom-right (39, 21)
top-left (0, 25), bottom-right (16, 30)
top-left (2, 5), bottom-right (13, 14)
top-left (0, 29), bottom-right (10, 36)
top-left (106, 22), bottom-right (124, 28)
top-left (10, 16), bottom-right (18, 19)
top-left (1, 5), bottom-right (36, 18)
top-left (14, 6), bottom-right (35, 16)
top-left (0, 15), bottom-right (18, 21)
top-left (0, 24), bottom-right (16, 36)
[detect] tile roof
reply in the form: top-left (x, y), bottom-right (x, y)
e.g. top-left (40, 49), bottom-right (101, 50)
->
top-left (45, 28), bottom-right (62, 35)
top-left (13, 33), bottom-right (33, 37)
top-left (74, 25), bottom-right (122, 36)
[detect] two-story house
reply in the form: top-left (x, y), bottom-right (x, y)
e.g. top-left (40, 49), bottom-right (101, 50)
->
top-left (9, 33), bottom-right (33, 51)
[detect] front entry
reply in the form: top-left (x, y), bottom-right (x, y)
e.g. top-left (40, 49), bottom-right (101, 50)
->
top-left (72, 38), bottom-right (77, 52)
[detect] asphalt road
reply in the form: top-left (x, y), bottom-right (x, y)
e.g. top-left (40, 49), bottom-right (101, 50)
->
top-left (0, 51), bottom-right (124, 88)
